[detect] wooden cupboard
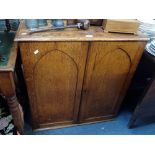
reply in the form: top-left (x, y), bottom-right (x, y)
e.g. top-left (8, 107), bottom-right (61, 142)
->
top-left (15, 20), bottom-right (148, 130)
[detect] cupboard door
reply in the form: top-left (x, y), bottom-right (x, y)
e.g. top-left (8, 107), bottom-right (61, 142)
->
top-left (79, 41), bottom-right (146, 122)
top-left (20, 42), bottom-right (88, 129)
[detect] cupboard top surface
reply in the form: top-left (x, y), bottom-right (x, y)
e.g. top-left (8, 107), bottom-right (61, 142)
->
top-left (15, 20), bottom-right (149, 42)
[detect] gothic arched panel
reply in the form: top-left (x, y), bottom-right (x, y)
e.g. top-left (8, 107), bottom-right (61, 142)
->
top-left (80, 43), bottom-right (132, 121)
top-left (34, 50), bottom-right (78, 124)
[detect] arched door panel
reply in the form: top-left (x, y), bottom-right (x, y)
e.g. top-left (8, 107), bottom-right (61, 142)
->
top-left (79, 42), bottom-right (139, 122)
top-left (20, 42), bottom-right (88, 129)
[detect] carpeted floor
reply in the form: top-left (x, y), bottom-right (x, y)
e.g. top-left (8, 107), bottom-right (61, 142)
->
top-left (24, 107), bottom-right (155, 135)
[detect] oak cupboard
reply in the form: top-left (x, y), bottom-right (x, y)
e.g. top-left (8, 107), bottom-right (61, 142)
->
top-left (15, 20), bottom-right (148, 130)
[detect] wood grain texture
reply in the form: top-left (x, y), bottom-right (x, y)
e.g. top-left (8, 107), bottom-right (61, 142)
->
top-left (14, 20), bottom-right (149, 42)
top-left (19, 42), bottom-right (88, 129)
top-left (102, 19), bottom-right (140, 34)
top-left (0, 72), bottom-right (15, 95)
top-left (114, 41), bottom-right (147, 115)
top-left (79, 41), bottom-right (146, 122)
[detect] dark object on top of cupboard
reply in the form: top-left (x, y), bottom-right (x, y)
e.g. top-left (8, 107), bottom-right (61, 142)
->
top-left (89, 19), bottom-right (103, 26)
top-left (67, 19), bottom-right (103, 26)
